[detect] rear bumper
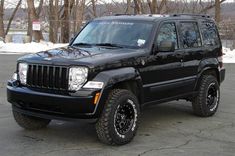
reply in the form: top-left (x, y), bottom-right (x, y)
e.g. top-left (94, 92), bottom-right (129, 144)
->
top-left (7, 81), bottom-right (107, 119)
top-left (220, 68), bottom-right (225, 83)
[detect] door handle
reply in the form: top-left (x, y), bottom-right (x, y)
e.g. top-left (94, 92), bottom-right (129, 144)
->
top-left (174, 53), bottom-right (182, 58)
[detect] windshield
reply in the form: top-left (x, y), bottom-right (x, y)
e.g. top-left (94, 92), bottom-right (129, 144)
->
top-left (72, 20), bottom-right (154, 49)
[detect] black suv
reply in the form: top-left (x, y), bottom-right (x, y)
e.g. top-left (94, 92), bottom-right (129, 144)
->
top-left (7, 14), bottom-right (225, 145)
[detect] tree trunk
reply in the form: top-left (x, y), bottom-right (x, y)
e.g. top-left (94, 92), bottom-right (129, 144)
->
top-left (125, 0), bottom-right (131, 14)
top-left (5, 0), bottom-right (22, 35)
top-left (36, 0), bottom-right (43, 16)
top-left (27, 10), bottom-right (32, 42)
top-left (26, 0), bottom-right (44, 42)
top-left (91, 0), bottom-right (97, 17)
top-left (200, 0), bottom-right (226, 14)
top-left (49, 0), bottom-right (55, 43)
top-left (76, 0), bottom-right (85, 31)
top-left (0, 0), bottom-right (5, 39)
top-left (134, 0), bottom-right (142, 14)
top-left (61, 0), bottom-right (70, 43)
top-left (215, 0), bottom-right (221, 24)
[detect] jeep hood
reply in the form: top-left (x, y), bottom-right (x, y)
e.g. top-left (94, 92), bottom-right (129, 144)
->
top-left (18, 46), bottom-right (146, 69)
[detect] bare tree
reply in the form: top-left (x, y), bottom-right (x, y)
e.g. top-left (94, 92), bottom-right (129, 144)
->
top-left (5, 0), bottom-right (22, 35)
top-left (125, 0), bottom-right (131, 14)
top-left (215, 0), bottom-right (221, 23)
top-left (75, 0), bottom-right (86, 31)
top-left (91, 0), bottom-right (97, 17)
top-left (27, 0), bottom-right (44, 42)
top-left (134, 0), bottom-right (142, 14)
top-left (0, 0), bottom-right (22, 39)
top-left (147, 0), bottom-right (167, 14)
top-left (0, 0), bottom-right (4, 38)
top-left (49, 0), bottom-right (56, 43)
top-left (61, 0), bottom-right (70, 43)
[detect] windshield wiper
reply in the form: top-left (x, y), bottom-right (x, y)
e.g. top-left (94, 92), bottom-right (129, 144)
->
top-left (72, 42), bottom-right (93, 47)
top-left (94, 43), bottom-right (124, 48)
top-left (69, 45), bottom-right (92, 56)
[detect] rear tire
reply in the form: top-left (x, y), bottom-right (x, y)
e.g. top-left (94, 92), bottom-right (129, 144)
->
top-left (192, 75), bottom-right (220, 117)
top-left (13, 110), bottom-right (51, 130)
top-left (96, 89), bottom-right (140, 145)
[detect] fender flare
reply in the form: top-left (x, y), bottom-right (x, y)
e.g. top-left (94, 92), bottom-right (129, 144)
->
top-left (91, 67), bottom-right (143, 117)
top-left (194, 58), bottom-right (220, 90)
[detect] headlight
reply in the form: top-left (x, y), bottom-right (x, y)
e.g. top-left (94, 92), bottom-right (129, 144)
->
top-left (69, 67), bottom-right (88, 91)
top-left (18, 63), bottom-right (28, 84)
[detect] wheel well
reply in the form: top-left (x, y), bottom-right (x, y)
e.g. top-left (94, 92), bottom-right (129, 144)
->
top-left (112, 80), bottom-right (142, 104)
top-left (201, 68), bottom-right (220, 83)
top-left (195, 68), bottom-right (220, 91)
top-left (194, 68), bottom-right (220, 94)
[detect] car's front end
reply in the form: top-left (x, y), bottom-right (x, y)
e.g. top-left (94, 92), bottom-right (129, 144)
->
top-left (7, 60), bottom-right (107, 120)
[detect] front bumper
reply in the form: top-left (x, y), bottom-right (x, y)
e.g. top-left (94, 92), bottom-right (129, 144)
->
top-left (7, 81), bottom-right (107, 119)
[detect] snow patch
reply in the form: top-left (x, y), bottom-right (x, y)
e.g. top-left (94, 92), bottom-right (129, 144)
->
top-left (223, 47), bottom-right (235, 63)
top-left (0, 41), bottom-right (68, 54)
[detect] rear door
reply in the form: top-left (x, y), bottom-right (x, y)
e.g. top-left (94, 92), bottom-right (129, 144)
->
top-left (177, 21), bottom-right (203, 92)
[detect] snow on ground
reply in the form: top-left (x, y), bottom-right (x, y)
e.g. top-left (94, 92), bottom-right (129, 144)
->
top-left (223, 47), bottom-right (235, 63)
top-left (0, 41), bottom-right (68, 54)
top-left (0, 41), bottom-right (234, 63)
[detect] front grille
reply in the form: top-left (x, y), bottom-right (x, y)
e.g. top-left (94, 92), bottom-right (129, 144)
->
top-left (26, 64), bottom-right (69, 90)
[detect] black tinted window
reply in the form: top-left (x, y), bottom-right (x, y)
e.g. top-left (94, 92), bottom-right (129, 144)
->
top-left (157, 23), bottom-right (178, 49)
top-left (201, 21), bottom-right (220, 46)
top-left (180, 22), bottom-right (201, 48)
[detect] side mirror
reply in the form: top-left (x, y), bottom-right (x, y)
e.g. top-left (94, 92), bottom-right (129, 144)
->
top-left (158, 40), bottom-right (175, 52)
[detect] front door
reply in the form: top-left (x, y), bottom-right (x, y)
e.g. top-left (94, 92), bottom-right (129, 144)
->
top-left (140, 22), bottom-right (185, 103)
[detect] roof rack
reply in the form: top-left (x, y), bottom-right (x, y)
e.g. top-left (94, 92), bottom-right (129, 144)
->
top-left (114, 14), bottom-right (136, 16)
top-left (113, 13), bottom-right (210, 18)
top-left (171, 13), bottom-right (210, 18)
top-left (114, 14), bottom-right (169, 17)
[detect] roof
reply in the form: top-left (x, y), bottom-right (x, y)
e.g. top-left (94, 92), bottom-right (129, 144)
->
top-left (93, 14), bottom-right (212, 22)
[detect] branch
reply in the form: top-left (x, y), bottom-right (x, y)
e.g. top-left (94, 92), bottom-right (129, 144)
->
top-left (200, 0), bottom-right (226, 13)
top-left (36, 0), bottom-right (44, 16)
top-left (5, 0), bottom-right (22, 35)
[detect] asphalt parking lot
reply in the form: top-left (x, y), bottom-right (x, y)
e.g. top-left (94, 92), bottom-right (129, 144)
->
top-left (0, 54), bottom-right (234, 156)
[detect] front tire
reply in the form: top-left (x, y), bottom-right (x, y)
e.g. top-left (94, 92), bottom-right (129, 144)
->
top-left (192, 75), bottom-right (220, 117)
top-left (13, 110), bottom-right (51, 130)
top-left (96, 89), bottom-right (140, 145)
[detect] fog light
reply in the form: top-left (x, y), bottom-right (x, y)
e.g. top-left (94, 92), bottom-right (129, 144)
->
top-left (12, 73), bottom-right (18, 81)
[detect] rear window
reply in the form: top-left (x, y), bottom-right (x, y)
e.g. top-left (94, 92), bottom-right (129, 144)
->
top-left (200, 21), bottom-right (220, 46)
top-left (180, 22), bottom-right (202, 48)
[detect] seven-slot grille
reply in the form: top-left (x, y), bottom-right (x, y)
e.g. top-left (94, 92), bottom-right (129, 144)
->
top-left (26, 64), bottom-right (69, 90)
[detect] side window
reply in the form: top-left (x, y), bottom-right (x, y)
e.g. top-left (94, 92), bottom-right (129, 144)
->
top-left (157, 23), bottom-right (178, 49)
top-left (201, 21), bottom-right (220, 46)
top-left (180, 22), bottom-right (201, 48)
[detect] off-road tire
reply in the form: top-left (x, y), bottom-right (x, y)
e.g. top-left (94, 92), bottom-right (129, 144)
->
top-left (192, 75), bottom-right (220, 117)
top-left (96, 89), bottom-right (140, 145)
top-left (13, 110), bottom-right (51, 130)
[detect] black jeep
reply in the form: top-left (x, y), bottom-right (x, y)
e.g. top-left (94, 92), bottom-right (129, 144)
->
top-left (7, 14), bottom-right (225, 145)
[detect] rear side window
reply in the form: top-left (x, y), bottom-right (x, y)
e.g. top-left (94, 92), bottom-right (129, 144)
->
top-left (200, 21), bottom-right (220, 46)
top-left (156, 23), bottom-right (178, 49)
top-left (180, 22), bottom-right (201, 48)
